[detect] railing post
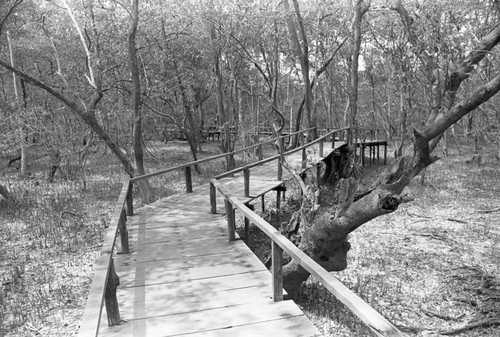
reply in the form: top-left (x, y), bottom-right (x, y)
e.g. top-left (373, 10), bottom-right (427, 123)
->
top-left (126, 181), bottom-right (133, 216)
top-left (361, 145), bottom-right (366, 167)
top-left (210, 182), bottom-right (217, 214)
top-left (319, 137), bottom-right (324, 157)
top-left (275, 189), bottom-right (281, 229)
top-left (258, 144), bottom-right (263, 161)
top-left (244, 169), bottom-right (250, 198)
top-left (244, 204), bottom-right (254, 242)
top-left (184, 166), bottom-right (193, 193)
top-left (384, 143), bottom-right (388, 165)
top-left (119, 209), bottom-right (129, 254)
top-left (105, 259), bottom-right (121, 326)
top-left (332, 132), bottom-right (336, 148)
top-left (225, 199), bottom-right (236, 241)
top-left (301, 148), bottom-right (307, 169)
top-left (277, 136), bottom-right (284, 180)
top-left (272, 241), bottom-right (283, 301)
top-left (316, 163), bottom-right (322, 191)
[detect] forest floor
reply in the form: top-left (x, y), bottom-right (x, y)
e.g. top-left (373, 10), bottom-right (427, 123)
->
top-left (0, 138), bottom-right (499, 337)
top-left (240, 141), bottom-right (500, 337)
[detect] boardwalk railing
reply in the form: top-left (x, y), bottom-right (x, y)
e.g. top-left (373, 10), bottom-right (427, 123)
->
top-left (210, 178), bottom-right (406, 337)
top-left (78, 181), bottom-right (133, 337)
top-left (77, 127), bottom-right (341, 336)
top-left (77, 126), bottom-right (391, 336)
top-left (209, 127), bottom-right (350, 214)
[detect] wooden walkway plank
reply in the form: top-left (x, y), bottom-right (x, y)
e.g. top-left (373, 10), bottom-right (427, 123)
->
top-left (99, 300), bottom-right (312, 337)
top-left (104, 285), bottom-right (273, 321)
top-left (117, 254), bottom-right (269, 288)
top-left (175, 316), bottom-right (322, 337)
top-left (114, 270), bottom-right (273, 301)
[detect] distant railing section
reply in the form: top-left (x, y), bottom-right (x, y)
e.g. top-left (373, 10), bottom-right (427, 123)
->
top-left (354, 128), bottom-right (388, 143)
top-left (210, 179), bottom-right (406, 337)
top-left (129, 127), bottom-right (317, 189)
top-left (210, 127), bottom-right (350, 214)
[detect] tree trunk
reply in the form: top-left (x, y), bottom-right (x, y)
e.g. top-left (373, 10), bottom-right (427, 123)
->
top-left (175, 60), bottom-right (200, 171)
top-left (128, 0), bottom-right (154, 203)
top-left (7, 31), bottom-right (27, 177)
top-left (395, 63), bottom-right (409, 157)
top-left (347, 0), bottom-right (370, 145)
top-left (283, 0), bottom-right (315, 146)
top-left (209, 25), bottom-right (235, 170)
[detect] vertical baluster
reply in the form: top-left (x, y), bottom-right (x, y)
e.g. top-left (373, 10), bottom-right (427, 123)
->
top-left (244, 204), bottom-right (254, 242)
top-left (225, 199), bottom-right (236, 241)
top-left (244, 169), bottom-right (250, 198)
top-left (119, 209), bottom-right (129, 254)
top-left (210, 182), bottom-right (217, 214)
top-left (184, 166), bottom-right (193, 193)
top-left (277, 136), bottom-right (284, 180)
top-left (105, 259), bottom-right (121, 326)
top-left (126, 181), bottom-right (133, 216)
top-left (272, 242), bottom-right (283, 302)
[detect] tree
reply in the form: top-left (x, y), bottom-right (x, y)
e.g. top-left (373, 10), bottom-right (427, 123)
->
top-left (208, 19), bottom-right (236, 170)
top-left (0, 0), bottom-right (157, 202)
top-left (1, 1), bottom-right (135, 175)
top-left (127, 0), bottom-right (154, 202)
top-left (346, 0), bottom-right (371, 143)
top-left (283, 0), bottom-right (316, 144)
top-left (281, 8), bottom-right (500, 294)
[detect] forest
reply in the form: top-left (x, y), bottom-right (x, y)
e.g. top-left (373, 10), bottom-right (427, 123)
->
top-left (0, 0), bottom-right (499, 336)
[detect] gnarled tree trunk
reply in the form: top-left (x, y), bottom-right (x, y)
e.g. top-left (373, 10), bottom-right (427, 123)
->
top-left (281, 21), bottom-right (500, 296)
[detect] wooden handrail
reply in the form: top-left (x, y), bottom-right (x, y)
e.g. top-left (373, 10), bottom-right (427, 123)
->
top-left (78, 125), bottom-right (385, 335)
top-left (211, 178), bottom-right (406, 337)
top-left (130, 127), bottom-right (316, 183)
top-left (214, 127), bottom-right (350, 180)
top-left (209, 127), bottom-right (350, 213)
top-left (78, 127), bottom-right (317, 335)
top-left (78, 181), bottom-right (131, 337)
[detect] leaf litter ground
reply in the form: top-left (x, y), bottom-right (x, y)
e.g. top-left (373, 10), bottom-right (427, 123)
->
top-left (1, 140), bottom-right (499, 336)
top-left (239, 143), bottom-right (500, 337)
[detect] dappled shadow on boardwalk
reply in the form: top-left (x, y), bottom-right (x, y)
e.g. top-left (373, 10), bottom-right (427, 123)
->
top-left (97, 144), bottom-right (336, 336)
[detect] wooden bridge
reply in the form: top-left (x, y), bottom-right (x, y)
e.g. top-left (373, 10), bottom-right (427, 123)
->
top-left (77, 128), bottom-right (404, 337)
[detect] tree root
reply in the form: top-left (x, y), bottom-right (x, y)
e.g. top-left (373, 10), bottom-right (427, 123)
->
top-left (422, 308), bottom-right (462, 321)
top-left (439, 316), bottom-right (500, 335)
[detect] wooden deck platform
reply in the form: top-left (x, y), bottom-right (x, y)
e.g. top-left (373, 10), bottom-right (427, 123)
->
top-left (96, 143), bottom-right (338, 337)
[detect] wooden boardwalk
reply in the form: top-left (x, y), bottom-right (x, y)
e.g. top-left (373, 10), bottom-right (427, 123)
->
top-left (96, 143), bottom-right (338, 337)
